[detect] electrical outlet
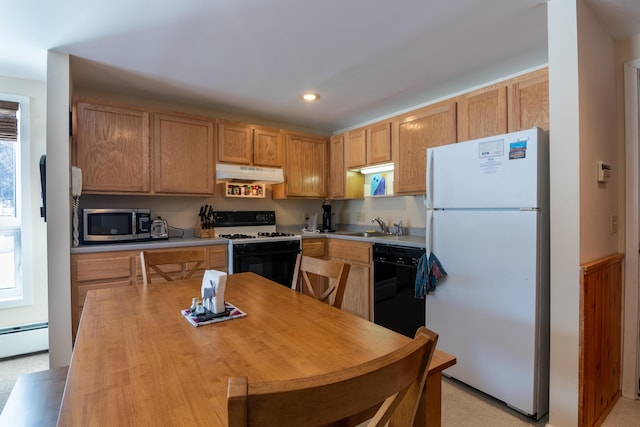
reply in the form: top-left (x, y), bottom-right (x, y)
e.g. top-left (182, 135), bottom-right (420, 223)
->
top-left (356, 212), bottom-right (365, 222)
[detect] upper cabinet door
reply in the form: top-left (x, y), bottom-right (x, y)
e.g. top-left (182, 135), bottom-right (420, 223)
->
top-left (153, 113), bottom-right (215, 195)
top-left (457, 86), bottom-right (508, 142)
top-left (217, 120), bottom-right (253, 164)
top-left (276, 132), bottom-right (327, 198)
top-left (253, 126), bottom-right (284, 167)
top-left (366, 121), bottom-right (391, 165)
top-left (346, 128), bottom-right (366, 168)
top-left (330, 134), bottom-right (346, 199)
top-left (74, 102), bottom-right (151, 193)
top-left (508, 68), bottom-right (549, 132)
top-left (393, 100), bottom-right (457, 194)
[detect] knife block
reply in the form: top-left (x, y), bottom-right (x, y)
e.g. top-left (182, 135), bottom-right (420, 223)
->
top-left (195, 219), bottom-right (215, 238)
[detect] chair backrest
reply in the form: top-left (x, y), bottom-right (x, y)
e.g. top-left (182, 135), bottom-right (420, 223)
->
top-left (227, 326), bottom-right (438, 427)
top-left (140, 249), bottom-right (206, 285)
top-left (291, 254), bottom-right (350, 308)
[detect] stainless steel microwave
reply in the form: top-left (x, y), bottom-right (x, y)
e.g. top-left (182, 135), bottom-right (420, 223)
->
top-left (82, 208), bottom-right (151, 243)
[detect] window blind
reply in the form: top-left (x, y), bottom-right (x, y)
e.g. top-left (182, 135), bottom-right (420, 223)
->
top-left (0, 100), bottom-right (19, 140)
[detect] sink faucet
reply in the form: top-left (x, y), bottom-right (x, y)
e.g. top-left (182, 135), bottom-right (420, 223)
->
top-left (371, 217), bottom-right (388, 233)
top-left (393, 221), bottom-right (404, 236)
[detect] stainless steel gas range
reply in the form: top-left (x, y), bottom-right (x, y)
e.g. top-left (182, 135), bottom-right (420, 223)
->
top-left (212, 211), bottom-right (301, 287)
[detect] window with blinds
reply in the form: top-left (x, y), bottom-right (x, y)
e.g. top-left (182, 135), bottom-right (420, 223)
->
top-left (0, 100), bottom-right (20, 296)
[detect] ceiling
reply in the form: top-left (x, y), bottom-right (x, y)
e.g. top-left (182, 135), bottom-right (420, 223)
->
top-left (1, 0), bottom-right (639, 133)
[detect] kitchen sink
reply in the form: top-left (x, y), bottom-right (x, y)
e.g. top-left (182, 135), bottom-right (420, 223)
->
top-left (336, 231), bottom-right (395, 238)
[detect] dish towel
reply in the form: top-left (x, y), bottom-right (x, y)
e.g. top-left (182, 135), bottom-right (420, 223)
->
top-left (414, 252), bottom-right (447, 298)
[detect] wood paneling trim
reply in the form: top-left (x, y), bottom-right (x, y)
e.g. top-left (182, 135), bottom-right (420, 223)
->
top-left (579, 253), bottom-right (624, 427)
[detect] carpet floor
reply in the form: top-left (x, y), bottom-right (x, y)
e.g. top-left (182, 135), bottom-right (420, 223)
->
top-left (1, 351), bottom-right (639, 426)
top-left (0, 351), bottom-right (49, 412)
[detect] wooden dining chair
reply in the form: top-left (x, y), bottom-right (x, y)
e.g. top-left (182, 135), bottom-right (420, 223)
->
top-left (227, 326), bottom-right (438, 427)
top-left (140, 249), bottom-right (206, 285)
top-left (291, 254), bottom-right (350, 309)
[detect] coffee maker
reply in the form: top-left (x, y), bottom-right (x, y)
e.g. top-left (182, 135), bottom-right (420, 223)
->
top-left (322, 200), bottom-right (334, 232)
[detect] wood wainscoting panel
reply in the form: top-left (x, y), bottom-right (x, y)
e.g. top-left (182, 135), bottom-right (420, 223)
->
top-left (579, 253), bottom-right (624, 427)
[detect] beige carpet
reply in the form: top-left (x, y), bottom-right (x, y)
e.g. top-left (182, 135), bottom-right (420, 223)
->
top-left (0, 351), bottom-right (49, 412)
top-left (442, 377), bottom-right (640, 427)
top-left (2, 351), bottom-right (639, 426)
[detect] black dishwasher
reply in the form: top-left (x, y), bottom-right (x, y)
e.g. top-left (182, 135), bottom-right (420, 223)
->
top-left (373, 244), bottom-right (426, 338)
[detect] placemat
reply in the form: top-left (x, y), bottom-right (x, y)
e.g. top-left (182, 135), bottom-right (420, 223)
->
top-left (181, 302), bottom-right (246, 327)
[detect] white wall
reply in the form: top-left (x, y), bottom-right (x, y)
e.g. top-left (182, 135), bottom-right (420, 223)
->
top-left (46, 52), bottom-right (72, 368)
top-left (548, 1), bottom-right (621, 425)
top-left (0, 76), bottom-right (48, 328)
top-left (619, 33), bottom-right (640, 398)
top-left (547, 1), bottom-right (582, 426)
top-left (577, 1), bottom-right (618, 263)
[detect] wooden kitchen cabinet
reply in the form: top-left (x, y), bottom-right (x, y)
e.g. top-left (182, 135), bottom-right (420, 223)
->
top-left (392, 100), bottom-right (457, 194)
top-left (153, 113), bottom-right (216, 195)
top-left (73, 100), bottom-right (151, 194)
top-left (367, 121), bottom-right (392, 165)
top-left (300, 238), bottom-right (327, 298)
top-left (327, 239), bottom-right (372, 320)
top-left (71, 244), bottom-right (228, 341)
top-left (346, 128), bottom-right (367, 169)
top-left (457, 85), bottom-right (508, 142)
top-left (330, 134), bottom-right (364, 200)
top-left (253, 126), bottom-right (284, 167)
top-left (508, 67), bottom-right (549, 132)
top-left (217, 120), bottom-right (252, 164)
top-left (457, 68), bottom-right (548, 142)
top-left (302, 238), bottom-right (325, 258)
top-left (346, 121), bottom-right (392, 169)
top-left (71, 250), bottom-right (139, 340)
top-left (217, 119), bottom-right (284, 167)
top-left (272, 131), bottom-right (327, 198)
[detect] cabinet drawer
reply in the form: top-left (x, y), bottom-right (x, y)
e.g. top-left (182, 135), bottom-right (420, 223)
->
top-left (75, 255), bottom-right (133, 282)
top-left (207, 246), bottom-right (228, 270)
top-left (302, 239), bottom-right (325, 257)
top-left (327, 240), bottom-right (371, 264)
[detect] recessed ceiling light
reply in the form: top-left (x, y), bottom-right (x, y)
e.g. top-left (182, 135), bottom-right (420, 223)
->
top-left (302, 92), bottom-right (319, 101)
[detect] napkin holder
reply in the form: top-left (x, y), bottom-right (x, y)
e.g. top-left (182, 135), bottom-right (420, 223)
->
top-left (202, 270), bottom-right (227, 314)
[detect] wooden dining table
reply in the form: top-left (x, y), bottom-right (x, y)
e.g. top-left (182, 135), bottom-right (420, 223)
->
top-left (57, 272), bottom-right (455, 426)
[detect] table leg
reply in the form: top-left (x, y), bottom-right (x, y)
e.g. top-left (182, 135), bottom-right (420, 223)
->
top-left (424, 372), bottom-right (442, 427)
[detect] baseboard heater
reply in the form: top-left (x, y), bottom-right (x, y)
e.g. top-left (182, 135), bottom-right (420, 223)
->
top-left (0, 322), bottom-right (49, 359)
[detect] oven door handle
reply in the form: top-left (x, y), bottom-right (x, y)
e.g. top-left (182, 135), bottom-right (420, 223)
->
top-left (234, 248), bottom-right (301, 257)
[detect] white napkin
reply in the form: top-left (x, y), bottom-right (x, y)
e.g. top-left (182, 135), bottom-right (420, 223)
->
top-left (202, 270), bottom-right (227, 314)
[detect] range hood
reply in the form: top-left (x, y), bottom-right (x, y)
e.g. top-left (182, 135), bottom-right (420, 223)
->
top-left (216, 163), bottom-right (284, 183)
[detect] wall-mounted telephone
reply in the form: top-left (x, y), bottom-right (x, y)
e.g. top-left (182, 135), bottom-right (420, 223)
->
top-left (39, 155), bottom-right (46, 221)
top-left (72, 166), bottom-right (82, 197)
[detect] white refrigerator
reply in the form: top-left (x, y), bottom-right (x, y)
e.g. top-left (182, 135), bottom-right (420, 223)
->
top-left (425, 127), bottom-right (549, 419)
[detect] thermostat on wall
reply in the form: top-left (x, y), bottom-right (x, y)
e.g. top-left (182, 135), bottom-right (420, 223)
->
top-left (597, 161), bottom-right (611, 183)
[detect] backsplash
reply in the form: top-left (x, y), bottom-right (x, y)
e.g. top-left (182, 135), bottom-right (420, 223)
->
top-left (78, 191), bottom-right (427, 236)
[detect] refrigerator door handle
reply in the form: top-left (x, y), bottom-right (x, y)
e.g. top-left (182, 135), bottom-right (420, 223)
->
top-left (426, 208), bottom-right (433, 256)
top-left (426, 149), bottom-right (434, 209)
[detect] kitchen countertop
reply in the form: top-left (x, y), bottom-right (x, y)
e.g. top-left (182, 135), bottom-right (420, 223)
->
top-left (70, 232), bottom-right (426, 254)
top-left (70, 237), bottom-right (229, 254)
top-left (300, 232), bottom-right (426, 248)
